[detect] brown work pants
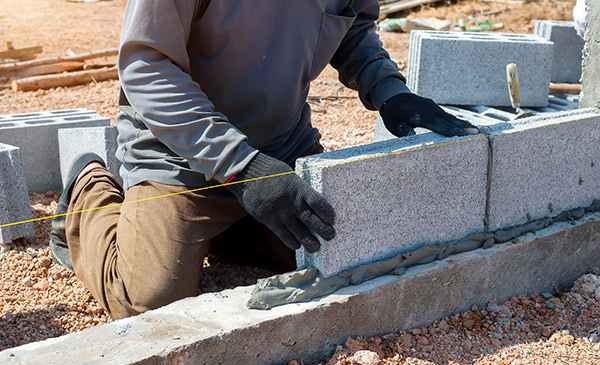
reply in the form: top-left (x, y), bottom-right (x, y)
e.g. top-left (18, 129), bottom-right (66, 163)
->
top-left (66, 144), bottom-right (322, 319)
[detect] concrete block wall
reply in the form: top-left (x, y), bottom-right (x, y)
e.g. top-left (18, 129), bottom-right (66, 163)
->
top-left (300, 108), bottom-right (600, 278)
top-left (534, 20), bottom-right (584, 83)
top-left (0, 109), bottom-right (110, 192)
top-left (406, 31), bottom-right (553, 107)
top-left (0, 144), bottom-right (34, 244)
top-left (296, 133), bottom-right (489, 278)
top-left (58, 126), bottom-right (121, 187)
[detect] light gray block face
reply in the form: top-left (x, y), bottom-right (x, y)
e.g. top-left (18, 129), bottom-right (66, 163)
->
top-left (0, 144), bottom-right (34, 244)
top-left (581, 0), bottom-right (600, 109)
top-left (0, 109), bottom-right (110, 192)
top-left (296, 133), bottom-right (489, 278)
top-left (486, 109), bottom-right (600, 231)
top-left (58, 126), bottom-right (121, 187)
top-left (534, 20), bottom-right (584, 83)
top-left (407, 31), bottom-right (553, 107)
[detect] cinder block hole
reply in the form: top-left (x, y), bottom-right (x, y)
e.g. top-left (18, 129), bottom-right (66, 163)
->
top-left (24, 120), bottom-right (53, 125)
top-left (51, 109), bottom-right (80, 114)
top-left (64, 116), bottom-right (91, 121)
top-left (483, 113), bottom-right (511, 122)
top-left (11, 113), bottom-right (41, 118)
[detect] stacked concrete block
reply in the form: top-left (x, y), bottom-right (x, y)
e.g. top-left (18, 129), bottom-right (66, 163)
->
top-left (58, 126), bottom-right (121, 187)
top-left (486, 108), bottom-right (600, 231)
top-left (296, 132), bottom-right (489, 278)
top-left (0, 143), bottom-right (34, 244)
top-left (581, 0), bottom-right (600, 109)
top-left (0, 109), bottom-right (110, 192)
top-left (406, 31), bottom-right (553, 107)
top-left (534, 20), bottom-right (584, 83)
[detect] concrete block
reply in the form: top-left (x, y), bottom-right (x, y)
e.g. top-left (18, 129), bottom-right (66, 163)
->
top-left (3, 211), bottom-right (600, 364)
top-left (534, 20), bottom-right (584, 83)
top-left (486, 109), bottom-right (600, 231)
top-left (406, 31), bottom-right (553, 107)
top-left (0, 144), bottom-right (34, 244)
top-left (0, 109), bottom-right (110, 192)
top-left (58, 126), bottom-right (121, 187)
top-left (296, 132), bottom-right (489, 278)
top-left (581, 0), bottom-right (600, 109)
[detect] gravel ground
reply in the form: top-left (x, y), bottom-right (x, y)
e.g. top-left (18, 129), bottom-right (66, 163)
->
top-left (3, 0), bottom-right (596, 362)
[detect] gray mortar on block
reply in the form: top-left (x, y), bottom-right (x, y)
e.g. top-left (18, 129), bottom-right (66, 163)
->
top-left (295, 132), bottom-right (489, 278)
top-left (0, 144), bottom-right (34, 244)
top-left (58, 126), bottom-right (121, 187)
top-left (580, 0), bottom-right (600, 109)
top-left (534, 20), bottom-right (584, 83)
top-left (3, 210), bottom-right (600, 364)
top-left (0, 109), bottom-right (110, 192)
top-left (406, 31), bottom-right (553, 107)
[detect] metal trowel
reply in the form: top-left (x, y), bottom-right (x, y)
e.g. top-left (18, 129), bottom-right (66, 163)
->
top-left (506, 63), bottom-right (535, 119)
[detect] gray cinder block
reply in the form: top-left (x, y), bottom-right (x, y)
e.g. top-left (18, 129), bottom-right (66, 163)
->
top-left (58, 126), bottom-right (121, 187)
top-left (0, 109), bottom-right (110, 192)
top-left (0, 143), bottom-right (34, 244)
top-left (534, 20), bottom-right (584, 83)
top-left (295, 133), bottom-right (489, 278)
top-left (407, 31), bottom-right (553, 107)
top-left (486, 109), bottom-right (600, 231)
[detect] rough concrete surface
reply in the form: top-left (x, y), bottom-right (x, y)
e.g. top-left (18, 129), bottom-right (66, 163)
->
top-left (295, 132), bottom-right (488, 278)
top-left (406, 31), bottom-right (553, 106)
top-left (580, 0), bottom-right (600, 109)
top-left (0, 144), bottom-right (34, 244)
top-left (58, 126), bottom-right (121, 187)
top-left (534, 20), bottom-right (584, 83)
top-left (0, 109), bottom-right (110, 192)
top-left (2, 211), bottom-right (599, 364)
top-left (486, 109), bottom-right (600, 231)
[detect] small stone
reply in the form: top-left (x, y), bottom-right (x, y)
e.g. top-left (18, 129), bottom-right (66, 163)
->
top-left (545, 302), bottom-right (555, 309)
top-left (421, 345), bottom-right (433, 353)
top-left (589, 333), bottom-right (599, 343)
top-left (32, 279), bottom-right (50, 290)
top-left (540, 292), bottom-right (553, 300)
top-left (172, 335), bottom-right (181, 340)
top-left (21, 276), bottom-right (33, 287)
top-left (491, 339), bottom-right (502, 347)
top-left (26, 247), bottom-right (37, 257)
top-left (463, 340), bottom-right (473, 351)
top-left (352, 350), bottom-right (381, 365)
top-left (487, 303), bottom-right (502, 313)
top-left (38, 256), bottom-right (52, 268)
top-left (417, 337), bottom-right (430, 346)
top-left (573, 306), bottom-right (580, 312)
top-left (550, 333), bottom-right (575, 345)
top-left (542, 326), bottom-right (554, 337)
top-left (463, 319), bottom-right (475, 329)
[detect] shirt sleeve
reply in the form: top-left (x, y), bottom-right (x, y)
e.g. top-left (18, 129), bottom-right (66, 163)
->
top-left (118, 0), bottom-right (257, 183)
top-left (330, 0), bottom-right (411, 111)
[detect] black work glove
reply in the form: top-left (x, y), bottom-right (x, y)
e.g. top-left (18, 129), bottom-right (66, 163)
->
top-left (225, 153), bottom-right (336, 253)
top-left (379, 93), bottom-right (479, 138)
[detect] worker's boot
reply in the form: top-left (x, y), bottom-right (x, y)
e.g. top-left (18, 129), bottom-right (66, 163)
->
top-left (49, 153), bottom-right (106, 270)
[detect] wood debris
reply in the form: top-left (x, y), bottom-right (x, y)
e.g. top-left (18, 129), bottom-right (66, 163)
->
top-left (1, 49), bottom-right (118, 92)
top-left (0, 42), bottom-right (43, 64)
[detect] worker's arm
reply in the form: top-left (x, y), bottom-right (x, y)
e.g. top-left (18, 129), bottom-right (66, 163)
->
top-left (119, 0), bottom-right (335, 251)
top-left (331, 0), bottom-right (478, 137)
top-left (119, 0), bottom-right (257, 184)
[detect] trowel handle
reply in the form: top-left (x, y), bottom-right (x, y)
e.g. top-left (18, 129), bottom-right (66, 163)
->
top-left (506, 63), bottom-right (521, 110)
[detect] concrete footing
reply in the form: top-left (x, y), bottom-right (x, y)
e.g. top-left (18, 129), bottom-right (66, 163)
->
top-left (2, 211), bottom-right (599, 364)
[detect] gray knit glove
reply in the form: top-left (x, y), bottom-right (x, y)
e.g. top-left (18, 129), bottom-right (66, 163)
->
top-left (225, 153), bottom-right (336, 253)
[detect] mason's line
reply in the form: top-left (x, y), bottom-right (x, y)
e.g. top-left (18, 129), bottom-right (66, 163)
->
top-left (0, 114), bottom-right (587, 229)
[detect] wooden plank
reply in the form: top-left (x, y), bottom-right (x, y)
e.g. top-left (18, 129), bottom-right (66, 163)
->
top-left (11, 65), bottom-right (118, 92)
top-left (0, 46), bottom-right (43, 62)
top-left (2, 61), bottom-right (85, 80)
top-left (549, 83), bottom-right (582, 95)
top-left (380, 0), bottom-right (443, 17)
top-left (0, 48), bottom-right (118, 73)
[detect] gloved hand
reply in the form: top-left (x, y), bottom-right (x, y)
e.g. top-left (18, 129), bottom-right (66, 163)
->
top-left (379, 93), bottom-right (479, 138)
top-left (225, 153), bottom-right (336, 253)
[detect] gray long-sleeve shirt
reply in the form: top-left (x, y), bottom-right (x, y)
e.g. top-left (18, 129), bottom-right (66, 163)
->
top-left (117, 0), bottom-right (410, 190)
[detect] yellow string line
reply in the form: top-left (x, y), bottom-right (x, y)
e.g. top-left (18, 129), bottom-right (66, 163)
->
top-left (0, 114), bottom-right (590, 229)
